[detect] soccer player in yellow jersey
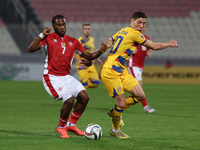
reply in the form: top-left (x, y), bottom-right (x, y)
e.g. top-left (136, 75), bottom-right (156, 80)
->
top-left (74, 24), bottom-right (103, 89)
top-left (101, 12), bottom-right (178, 139)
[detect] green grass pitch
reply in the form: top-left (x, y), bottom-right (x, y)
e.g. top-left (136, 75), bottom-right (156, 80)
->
top-left (0, 81), bottom-right (199, 150)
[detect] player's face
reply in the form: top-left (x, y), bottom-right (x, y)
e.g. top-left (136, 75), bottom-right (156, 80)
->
top-left (82, 25), bottom-right (91, 38)
top-left (141, 25), bottom-right (147, 34)
top-left (131, 18), bottom-right (146, 33)
top-left (53, 18), bottom-right (67, 37)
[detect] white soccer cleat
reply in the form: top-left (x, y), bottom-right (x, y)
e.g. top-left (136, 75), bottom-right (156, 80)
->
top-left (144, 105), bottom-right (156, 113)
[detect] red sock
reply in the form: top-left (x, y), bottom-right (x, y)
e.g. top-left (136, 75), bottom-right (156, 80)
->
top-left (141, 97), bottom-right (148, 107)
top-left (68, 112), bottom-right (82, 125)
top-left (59, 117), bottom-right (68, 127)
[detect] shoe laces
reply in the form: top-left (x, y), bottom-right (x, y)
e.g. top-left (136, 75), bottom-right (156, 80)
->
top-left (116, 130), bottom-right (127, 137)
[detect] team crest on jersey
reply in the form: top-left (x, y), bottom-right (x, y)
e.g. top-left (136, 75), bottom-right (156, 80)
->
top-left (140, 34), bottom-right (145, 39)
top-left (117, 86), bottom-right (122, 92)
top-left (54, 39), bottom-right (57, 43)
top-left (61, 42), bottom-right (65, 47)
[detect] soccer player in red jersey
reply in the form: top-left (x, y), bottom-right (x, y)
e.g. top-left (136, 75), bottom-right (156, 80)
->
top-left (127, 24), bottom-right (156, 113)
top-left (27, 15), bottom-right (107, 138)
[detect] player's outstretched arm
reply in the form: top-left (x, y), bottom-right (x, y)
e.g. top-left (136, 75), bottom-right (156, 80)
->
top-left (104, 37), bottom-right (114, 48)
top-left (143, 39), bottom-right (178, 51)
top-left (80, 42), bottom-right (107, 61)
top-left (27, 27), bottom-right (51, 53)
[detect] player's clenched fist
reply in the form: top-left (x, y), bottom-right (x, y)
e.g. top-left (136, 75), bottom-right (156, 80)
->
top-left (79, 59), bottom-right (92, 67)
top-left (43, 27), bottom-right (52, 36)
top-left (99, 42), bottom-right (108, 53)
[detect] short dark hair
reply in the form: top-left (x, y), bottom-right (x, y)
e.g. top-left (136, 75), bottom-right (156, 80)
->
top-left (52, 14), bottom-right (65, 24)
top-left (132, 12), bottom-right (147, 20)
top-left (82, 23), bottom-right (90, 28)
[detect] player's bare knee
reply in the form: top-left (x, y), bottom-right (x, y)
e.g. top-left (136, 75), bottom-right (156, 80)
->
top-left (117, 103), bottom-right (126, 110)
top-left (77, 90), bottom-right (89, 104)
top-left (138, 93), bottom-right (145, 101)
top-left (80, 94), bottom-right (89, 104)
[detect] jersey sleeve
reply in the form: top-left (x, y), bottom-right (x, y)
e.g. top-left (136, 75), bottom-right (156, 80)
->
top-left (75, 39), bottom-right (85, 55)
top-left (39, 36), bottom-right (48, 47)
top-left (133, 31), bottom-right (147, 45)
top-left (111, 30), bottom-right (120, 41)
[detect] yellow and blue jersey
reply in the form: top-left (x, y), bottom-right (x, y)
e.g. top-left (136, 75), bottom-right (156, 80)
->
top-left (76, 36), bottom-right (94, 68)
top-left (78, 36), bottom-right (94, 53)
top-left (103, 26), bottom-right (147, 73)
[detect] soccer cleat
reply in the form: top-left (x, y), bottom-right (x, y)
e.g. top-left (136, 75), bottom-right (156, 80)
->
top-left (108, 108), bottom-right (124, 127)
top-left (108, 108), bottom-right (114, 117)
top-left (66, 126), bottom-right (84, 136)
top-left (110, 129), bottom-right (131, 139)
top-left (56, 126), bottom-right (70, 138)
top-left (144, 105), bottom-right (156, 113)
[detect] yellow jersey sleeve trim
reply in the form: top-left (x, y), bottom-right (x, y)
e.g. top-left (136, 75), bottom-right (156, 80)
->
top-left (140, 38), bottom-right (147, 45)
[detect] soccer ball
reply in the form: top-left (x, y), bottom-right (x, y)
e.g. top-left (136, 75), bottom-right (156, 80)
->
top-left (84, 123), bottom-right (102, 140)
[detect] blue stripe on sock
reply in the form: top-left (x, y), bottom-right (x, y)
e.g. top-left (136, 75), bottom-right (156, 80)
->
top-left (115, 106), bottom-right (123, 113)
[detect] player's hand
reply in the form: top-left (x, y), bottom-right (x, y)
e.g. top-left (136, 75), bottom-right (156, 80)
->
top-left (99, 42), bottom-right (108, 53)
top-left (42, 27), bottom-right (51, 36)
top-left (78, 60), bottom-right (85, 66)
top-left (169, 40), bottom-right (178, 48)
top-left (84, 59), bottom-right (93, 67)
top-left (81, 59), bottom-right (93, 67)
top-left (80, 59), bottom-right (93, 67)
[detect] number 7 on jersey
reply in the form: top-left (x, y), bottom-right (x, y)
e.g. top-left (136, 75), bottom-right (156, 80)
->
top-left (61, 42), bottom-right (66, 54)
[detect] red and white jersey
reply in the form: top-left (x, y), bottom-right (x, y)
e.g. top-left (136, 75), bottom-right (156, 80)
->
top-left (127, 35), bottom-right (150, 69)
top-left (40, 32), bottom-right (85, 76)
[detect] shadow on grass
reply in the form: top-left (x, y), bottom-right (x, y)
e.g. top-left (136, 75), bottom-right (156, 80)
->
top-left (0, 130), bottom-right (107, 140)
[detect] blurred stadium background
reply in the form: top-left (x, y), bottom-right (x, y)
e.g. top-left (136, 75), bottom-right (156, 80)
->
top-left (0, 0), bottom-right (200, 83)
